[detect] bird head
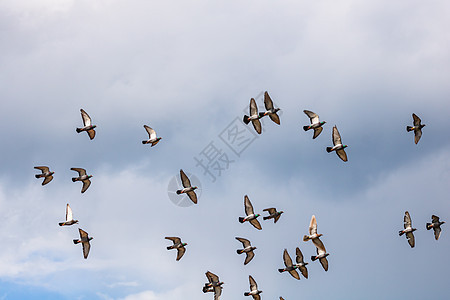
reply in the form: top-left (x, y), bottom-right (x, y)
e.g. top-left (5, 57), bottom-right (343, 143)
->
top-left (321, 121), bottom-right (327, 125)
top-left (193, 186), bottom-right (198, 190)
top-left (317, 233), bottom-right (323, 238)
top-left (255, 214), bottom-right (260, 218)
top-left (50, 172), bottom-right (55, 175)
top-left (88, 175), bottom-right (93, 179)
top-left (89, 237), bottom-right (94, 241)
top-left (183, 242), bottom-right (188, 246)
top-left (219, 282), bottom-right (224, 286)
top-left (278, 211), bottom-right (284, 215)
top-left (343, 145), bottom-right (348, 148)
top-left (92, 125), bottom-right (97, 129)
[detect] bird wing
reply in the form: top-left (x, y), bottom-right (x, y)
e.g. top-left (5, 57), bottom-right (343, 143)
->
top-left (332, 126), bottom-right (342, 146)
top-left (80, 109), bottom-right (92, 126)
top-left (251, 119), bottom-right (262, 134)
top-left (253, 295), bottom-right (261, 300)
top-left (42, 175), bottom-right (53, 185)
top-left (404, 211), bottom-right (412, 229)
top-left (295, 247), bottom-right (304, 264)
top-left (432, 215), bottom-right (440, 223)
top-left (206, 271), bottom-right (219, 283)
top-left (165, 237), bottom-right (181, 244)
top-left (412, 113), bottom-right (421, 126)
top-left (299, 265), bottom-right (308, 278)
top-left (263, 208), bottom-right (276, 215)
top-left (66, 204), bottom-right (73, 222)
top-left (244, 195), bottom-right (255, 215)
top-left (250, 218), bottom-right (262, 230)
top-left (309, 215), bottom-right (317, 235)
top-left (288, 269), bottom-right (300, 280)
top-left (312, 127), bottom-right (323, 139)
top-left (250, 98), bottom-right (258, 116)
top-left (244, 251), bottom-right (255, 265)
top-left (176, 247), bottom-right (186, 261)
top-left (406, 232), bottom-right (415, 248)
top-left (249, 275), bottom-right (258, 291)
top-left (319, 256), bottom-right (329, 271)
top-left (34, 166), bottom-right (49, 173)
top-left (269, 113), bottom-right (280, 125)
top-left (236, 237), bottom-right (251, 248)
top-left (283, 249), bottom-right (293, 267)
top-left (87, 129), bottom-right (96, 140)
top-left (71, 168), bottom-right (86, 176)
top-left (186, 191), bottom-right (198, 204)
top-left (82, 240), bottom-right (91, 259)
top-left (313, 237), bottom-right (326, 253)
top-left (263, 91), bottom-right (274, 110)
top-left (433, 227), bottom-right (442, 240)
top-left (179, 169), bottom-right (192, 188)
top-left (79, 228), bottom-right (88, 239)
top-left (303, 110), bottom-right (319, 124)
top-left (81, 179), bottom-right (91, 193)
top-left (144, 125), bottom-right (157, 140)
top-left (274, 213), bottom-right (282, 223)
top-left (336, 149), bottom-right (348, 162)
top-left (414, 129), bottom-right (422, 144)
top-left (213, 286), bottom-right (222, 300)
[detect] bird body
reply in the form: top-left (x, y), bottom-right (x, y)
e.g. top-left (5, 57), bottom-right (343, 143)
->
top-left (258, 91), bottom-right (281, 125)
top-left (426, 215), bottom-right (445, 240)
top-left (239, 195), bottom-right (262, 230)
top-left (142, 125), bottom-right (162, 146)
top-left (176, 169), bottom-right (198, 204)
top-left (73, 228), bottom-right (93, 259)
top-left (165, 237), bottom-right (187, 261)
top-left (244, 275), bottom-right (262, 299)
top-left (203, 271), bottom-right (223, 299)
top-left (303, 110), bottom-right (326, 139)
top-left (59, 203), bottom-right (79, 226)
top-left (243, 98), bottom-right (262, 134)
top-left (278, 249), bottom-right (300, 280)
top-left (71, 168), bottom-right (92, 193)
top-left (406, 113), bottom-right (425, 144)
top-left (76, 109), bottom-right (96, 140)
top-left (326, 126), bottom-right (348, 161)
top-left (34, 166), bottom-right (54, 185)
top-left (263, 208), bottom-right (284, 223)
top-left (236, 237), bottom-right (256, 265)
top-left (399, 211), bottom-right (417, 248)
top-left (294, 247), bottom-right (309, 279)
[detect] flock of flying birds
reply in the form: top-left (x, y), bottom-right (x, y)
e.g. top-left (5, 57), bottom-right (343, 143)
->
top-left (32, 93), bottom-right (444, 299)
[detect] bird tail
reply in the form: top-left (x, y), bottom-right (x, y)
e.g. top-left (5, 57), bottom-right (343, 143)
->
top-left (243, 115), bottom-right (250, 124)
top-left (202, 286), bottom-right (208, 293)
top-left (399, 230), bottom-right (404, 236)
top-left (406, 126), bottom-right (413, 132)
top-left (303, 235), bottom-right (310, 242)
top-left (237, 249), bottom-right (244, 254)
top-left (326, 147), bottom-right (333, 153)
top-left (76, 128), bottom-right (82, 133)
top-left (176, 190), bottom-right (182, 194)
top-left (303, 125), bottom-right (310, 131)
top-left (263, 216), bottom-right (270, 220)
top-left (59, 222), bottom-right (65, 226)
top-left (73, 239), bottom-right (80, 244)
top-left (142, 140), bottom-right (147, 144)
top-left (239, 217), bottom-right (245, 223)
top-left (35, 174), bottom-right (42, 179)
top-left (311, 256), bottom-right (317, 261)
top-left (426, 223), bottom-right (432, 230)
top-left (167, 246), bottom-right (173, 250)
top-left (72, 177), bottom-right (77, 182)
top-left (278, 268), bottom-right (285, 273)
top-left (244, 292), bottom-right (250, 296)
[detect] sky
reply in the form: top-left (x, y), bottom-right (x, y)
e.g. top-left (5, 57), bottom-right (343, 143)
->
top-left (1, 0), bottom-right (450, 299)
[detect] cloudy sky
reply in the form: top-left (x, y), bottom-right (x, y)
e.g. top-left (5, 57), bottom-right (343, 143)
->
top-left (1, 0), bottom-right (450, 299)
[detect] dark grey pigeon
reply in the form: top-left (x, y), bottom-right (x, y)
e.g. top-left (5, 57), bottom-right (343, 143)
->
top-left (73, 228), bottom-right (93, 259)
top-left (244, 275), bottom-right (262, 299)
top-left (399, 211), bottom-right (417, 248)
top-left (278, 249), bottom-right (300, 280)
top-left (326, 126), bottom-right (348, 162)
top-left (258, 91), bottom-right (280, 125)
top-left (427, 215), bottom-right (445, 240)
top-left (243, 98), bottom-right (262, 134)
top-left (203, 271), bottom-right (223, 300)
top-left (165, 236), bottom-right (187, 261)
top-left (176, 169), bottom-right (198, 204)
top-left (76, 109), bottom-right (96, 140)
top-left (295, 247), bottom-right (308, 279)
top-left (303, 110), bottom-right (326, 139)
top-left (406, 113), bottom-right (425, 144)
top-left (34, 166), bottom-right (54, 186)
top-left (238, 195), bottom-right (262, 230)
top-left (236, 237), bottom-right (256, 265)
top-left (59, 203), bottom-right (79, 226)
top-left (71, 168), bottom-right (92, 193)
top-left (142, 125), bottom-right (162, 147)
top-left (263, 207), bottom-right (284, 223)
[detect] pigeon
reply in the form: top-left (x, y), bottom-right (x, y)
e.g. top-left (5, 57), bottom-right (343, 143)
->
top-left (303, 110), bottom-right (326, 139)
top-left (142, 125), bottom-right (162, 147)
top-left (278, 249), bottom-right (300, 280)
top-left (165, 237), bottom-right (187, 261)
top-left (262, 207), bottom-right (284, 223)
top-left (426, 215), bottom-right (445, 241)
top-left (406, 113), bottom-right (425, 144)
top-left (244, 275), bottom-right (262, 299)
top-left (73, 228), bottom-right (93, 259)
top-left (59, 203), bottom-right (79, 226)
top-left (203, 271), bottom-right (223, 300)
top-left (236, 237), bottom-right (256, 265)
top-left (76, 109), bottom-right (96, 140)
top-left (311, 242), bottom-right (329, 272)
top-left (399, 211), bottom-right (417, 248)
top-left (326, 125), bottom-right (348, 162)
top-left (71, 168), bottom-right (92, 193)
top-left (294, 247), bottom-right (308, 279)
top-left (176, 169), bottom-right (198, 204)
top-left (258, 91), bottom-right (280, 125)
top-left (239, 195), bottom-right (262, 230)
top-left (303, 215), bottom-right (323, 242)
top-left (243, 98), bottom-right (262, 134)
top-left (34, 166), bottom-right (54, 186)
top-left (280, 298), bottom-right (285, 300)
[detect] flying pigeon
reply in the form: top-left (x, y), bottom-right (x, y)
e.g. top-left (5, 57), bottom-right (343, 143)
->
top-left (236, 237), bottom-right (256, 265)
top-left (243, 98), bottom-right (262, 134)
top-left (76, 109), bottom-right (96, 140)
top-left (34, 166), bottom-right (54, 186)
top-left (295, 247), bottom-right (308, 279)
top-left (303, 110), bottom-right (326, 139)
top-left (59, 203), bottom-right (79, 226)
top-left (239, 195), bottom-right (262, 230)
top-left (142, 125), bottom-right (162, 147)
top-left (326, 125), bottom-right (348, 162)
top-left (399, 211), bottom-right (417, 248)
top-left (303, 215), bottom-right (323, 243)
top-left (311, 242), bottom-right (329, 272)
top-left (406, 113), bottom-right (425, 144)
top-left (71, 168), bottom-right (92, 193)
top-left (244, 275), bottom-right (262, 299)
top-left (427, 215), bottom-right (445, 241)
top-left (73, 228), bottom-right (93, 259)
top-left (258, 91), bottom-right (280, 125)
top-left (176, 169), bottom-right (198, 204)
top-left (278, 249), bottom-right (300, 280)
top-left (262, 207), bottom-right (284, 223)
top-left (165, 237), bottom-right (187, 261)
top-left (203, 271), bottom-right (223, 300)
